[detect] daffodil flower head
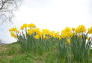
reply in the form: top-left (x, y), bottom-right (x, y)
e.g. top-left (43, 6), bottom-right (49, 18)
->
top-left (9, 28), bottom-right (19, 32)
top-left (75, 25), bottom-right (86, 33)
top-left (10, 32), bottom-right (17, 38)
top-left (61, 27), bottom-right (73, 38)
top-left (88, 27), bottom-right (92, 34)
top-left (28, 24), bottom-right (36, 28)
top-left (20, 24), bottom-right (28, 30)
top-left (27, 28), bottom-right (40, 35)
top-left (42, 29), bottom-right (51, 35)
top-left (27, 29), bottom-right (34, 35)
top-left (34, 34), bottom-right (40, 39)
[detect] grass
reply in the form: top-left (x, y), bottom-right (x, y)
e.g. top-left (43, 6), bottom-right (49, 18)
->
top-left (0, 42), bottom-right (92, 63)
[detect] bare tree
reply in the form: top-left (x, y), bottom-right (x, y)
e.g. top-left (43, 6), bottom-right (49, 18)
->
top-left (0, 0), bottom-right (22, 24)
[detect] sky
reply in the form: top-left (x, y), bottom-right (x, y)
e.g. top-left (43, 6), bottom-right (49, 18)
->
top-left (13, 0), bottom-right (92, 29)
top-left (0, 0), bottom-right (92, 43)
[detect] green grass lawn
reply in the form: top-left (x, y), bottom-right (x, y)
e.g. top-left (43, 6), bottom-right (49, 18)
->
top-left (0, 42), bottom-right (92, 63)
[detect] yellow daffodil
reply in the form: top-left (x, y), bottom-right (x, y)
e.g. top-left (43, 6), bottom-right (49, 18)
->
top-left (61, 27), bottom-right (73, 38)
top-left (88, 27), bottom-right (92, 34)
top-left (27, 28), bottom-right (40, 35)
top-left (28, 24), bottom-right (36, 28)
top-left (10, 32), bottom-right (17, 38)
top-left (20, 24), bottom-right (36, 30)
top-left (62, 27), bottom-right (72, 33)
top-left (42, 29), bottom-right (51, 35)
top-left (9, 28), bottom-right (19, 32)
top-left (86, 37), bottom-right (90, 40)
top-left (20, 24), bottom-right (28, 30)
top-left (34, 34), bottom-right (40, 39)
top-left (42, 35), bottom-right (49, 39)
top-left (56, 35), bottom-right (61, 40)
top-left (32, 28), bottom-right (40, 33)
top-left (75, 25), bottom-right (86, 33)
top-left (27, 29), bottom-right (34, 35)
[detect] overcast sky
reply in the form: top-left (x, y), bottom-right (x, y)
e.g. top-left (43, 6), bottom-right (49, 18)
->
top-left (13, 0), bottom-right (92, 30)
top-left (0, 0), bottom-right (92, 43)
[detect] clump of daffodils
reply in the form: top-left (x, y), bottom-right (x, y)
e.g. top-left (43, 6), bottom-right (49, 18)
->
top-left (9, 24), bottom-right (92, 63)
top-left (9, 24), bottom-right (92, 43)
